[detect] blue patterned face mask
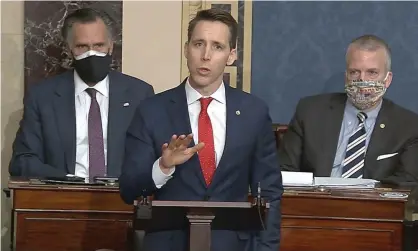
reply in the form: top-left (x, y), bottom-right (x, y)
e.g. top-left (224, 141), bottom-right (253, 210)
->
top-left (345, 72), bottom-right (389, 110)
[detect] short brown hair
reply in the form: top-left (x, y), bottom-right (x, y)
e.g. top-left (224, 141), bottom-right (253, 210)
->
top-left (187, 8), bottom-right (238, 49)
top-left (347, 34), bottom-right (392, 71)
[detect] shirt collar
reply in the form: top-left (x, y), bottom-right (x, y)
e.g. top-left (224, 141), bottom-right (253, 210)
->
top-left (74, 70), bottom-right (109, 97)
top-left (345, 99), bottom-right (382, 121)
top-left (185, 78), bottom-right (226, 105)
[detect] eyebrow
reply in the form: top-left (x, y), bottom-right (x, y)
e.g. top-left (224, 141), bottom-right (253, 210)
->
top-left (191, 39), bottom-right (226, 46)
top-left (347, 68), bottom-right (379, 71)
top-left (74, 42), bottom-right (106, 46)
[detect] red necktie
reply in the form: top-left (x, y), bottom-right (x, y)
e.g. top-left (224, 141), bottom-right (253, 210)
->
top-left (198, 97), bottom-right (216, 186)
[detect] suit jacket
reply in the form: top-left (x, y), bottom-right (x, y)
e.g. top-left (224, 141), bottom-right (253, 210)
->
top-left (279, 93), bottom-right (418, 184)
top-left (9, 70), bottom-right (154, 178)
top-left (120, 81), bottom-right (283, 251)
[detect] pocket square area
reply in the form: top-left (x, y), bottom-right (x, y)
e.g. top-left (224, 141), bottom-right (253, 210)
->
top-left (377, 153), bottom-right (398, 160)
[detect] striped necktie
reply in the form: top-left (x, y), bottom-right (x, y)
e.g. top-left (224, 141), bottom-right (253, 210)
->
top-left (342, 112), bottom-right (367, 179)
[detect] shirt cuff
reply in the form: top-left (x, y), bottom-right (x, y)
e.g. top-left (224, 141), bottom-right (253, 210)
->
top-left (152, 157), bottom-right (175, 188)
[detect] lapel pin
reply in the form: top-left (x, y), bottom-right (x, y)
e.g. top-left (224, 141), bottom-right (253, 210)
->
top-left (236, 110), bottom-right (240, 115)
top-left (123, 102), bottom-right (130, 107)
top-left (380, 123), bottom-right (385, 129)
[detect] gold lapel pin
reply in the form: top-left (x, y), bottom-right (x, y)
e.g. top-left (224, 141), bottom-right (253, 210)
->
top-left (236, 110), bottom-right (240, 115)
top-left (380, 123), bottom-right (385, 129)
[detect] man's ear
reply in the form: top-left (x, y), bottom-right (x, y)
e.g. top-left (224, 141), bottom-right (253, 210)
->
top-left (66, 44), bottom-right (74, 58)
top-left (108, 41), bottom-right (114, 55)
top-left (226, 48), bottom-right (237, 66)
top-left (385, 71), bottom-right (393, 88)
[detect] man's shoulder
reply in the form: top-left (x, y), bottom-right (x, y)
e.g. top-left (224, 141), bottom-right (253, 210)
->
top-left (289, 93), bottom-right (346, 120)
top-left (228, 86), bottom-right (269, 111)
top-left (136, 85), bottom-right (180, 112)
top-left (383, 98), bottom-right (418, 125)
top-left (298, 93), bottom-right (344, 107)
top-left (141, 85), bottom-right (178, 104)
top-left (27, 71), bottom-right (73, 96)
top-left (139, 84), bottom-right (270, 111)
top-left (110, 70), bottom-right (152, 89)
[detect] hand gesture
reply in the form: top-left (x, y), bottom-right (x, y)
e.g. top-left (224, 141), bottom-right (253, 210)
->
top-left (159, 134), bottom-right (204, 174)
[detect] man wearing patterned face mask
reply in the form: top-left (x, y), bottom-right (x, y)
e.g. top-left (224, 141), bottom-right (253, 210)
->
top-left (280, 34), bottom-right (418, 184)
top-left (9, 8), bottom-right (154, 179)
top-left (345, 72), bottom-right (389, 111)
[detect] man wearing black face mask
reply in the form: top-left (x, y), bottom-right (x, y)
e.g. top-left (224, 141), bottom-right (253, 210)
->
top-left (9, 8), bottom-right (154, 179)
top-left (279, 34), bottom-right (418, 184)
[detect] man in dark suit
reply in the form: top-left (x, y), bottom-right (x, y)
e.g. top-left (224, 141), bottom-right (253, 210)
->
top-left (9, 8), bottom-right (154, 178)
top-left (280, 34), bottom-right (418, 183)
top-left (120, 8), bottom-right (283, 251)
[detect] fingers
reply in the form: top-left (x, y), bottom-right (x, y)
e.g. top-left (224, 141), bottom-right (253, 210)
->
top-left (175, 135), bottom-right (187, 149)
top-left (164, 134), bottom-right (194, 152)
top-left (167, 135), bottom-right (178, 150)
top-left (185, 142), bottom-right (205, 155)
top-left (161, 143), bottom-right (169, 152)
top-left (180, 134), bottom-right (194, 148)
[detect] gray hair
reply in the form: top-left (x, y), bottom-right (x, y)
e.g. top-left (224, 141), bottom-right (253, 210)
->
top-left (61, 8), bottom-right (114, 45)
top-left (346, 34), bottom-right (392, 71)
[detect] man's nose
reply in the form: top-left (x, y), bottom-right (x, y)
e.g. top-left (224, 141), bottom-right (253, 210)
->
top-left (202, 48), bottom-right (211, 61)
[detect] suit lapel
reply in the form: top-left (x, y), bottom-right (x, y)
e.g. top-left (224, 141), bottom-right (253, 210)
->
top-left (107, 71), bottom-right (128, 176)
top-left (167, 81), bottom-right (206, 186)
top-left (319, 94), bottom-right (346, 176)
top-left (364, 99), bottom-right (391, 172)
top-left (209, 85), bottom-right (242, 189)
top-left (53, 71), bottom-right (76, 174)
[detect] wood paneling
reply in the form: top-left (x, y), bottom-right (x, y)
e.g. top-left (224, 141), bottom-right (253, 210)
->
top-left (9, 180), bottom-right (413, 251)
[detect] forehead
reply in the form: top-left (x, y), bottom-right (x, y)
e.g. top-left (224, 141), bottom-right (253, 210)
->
top-left (346, 47), bottom-right (387, 70)
top-left (190, 20), bottom-right (230, 44)
top-left (71, 19), bottom-right (108, 44)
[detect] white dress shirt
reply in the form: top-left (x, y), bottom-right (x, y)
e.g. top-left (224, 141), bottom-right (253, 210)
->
top-left (152, 80), bottom-right (227, 188)
top-left (74, 71), bottom-right (109, 178)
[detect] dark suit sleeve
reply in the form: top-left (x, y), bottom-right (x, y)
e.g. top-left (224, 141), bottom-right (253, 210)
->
top-left (9, 89), bottom-right (67, 177)
top-left (278, 100), bottom-right (304, 172)
top-left (119, 105), bottom-right (157, 204)
top-left (250, 106), bottom-right (283, 251)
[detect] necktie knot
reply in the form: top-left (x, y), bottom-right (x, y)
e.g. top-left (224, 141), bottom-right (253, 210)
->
top-left (357, 112), bottom-right (367, 123)
top-left (200, 97), bottom-right (213, 112)
top-left (86, 88), bottom-right (97, 99)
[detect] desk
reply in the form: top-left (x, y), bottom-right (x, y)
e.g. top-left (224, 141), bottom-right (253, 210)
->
top-left (280, 187), bottom-right (416, 251)
top-left (9, 180), bottom-right (133, 251)
top-left (8, 180), bottom-right (417, 251)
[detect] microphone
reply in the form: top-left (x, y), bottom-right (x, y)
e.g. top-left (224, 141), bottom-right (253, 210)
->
top-left (136, 189), bottom-right (152, 219)
top-left (140, 189), bottom-right (150, 205)
top-left (256, 182), bottom-right (266, 230)
top-left (257, 182), bottom-right (261, 201)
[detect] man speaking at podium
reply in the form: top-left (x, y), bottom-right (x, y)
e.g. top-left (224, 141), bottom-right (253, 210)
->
top-left (120, 8), bottom-right (283, 251)
top-left (279, 34), bottom-right (418, 183)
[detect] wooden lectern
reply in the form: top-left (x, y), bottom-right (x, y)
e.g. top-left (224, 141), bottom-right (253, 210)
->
top-left (134, 197), bottom-right (268, 251)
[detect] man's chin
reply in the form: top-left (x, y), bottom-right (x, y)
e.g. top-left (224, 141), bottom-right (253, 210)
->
top-left (189, 75), bottom-right (213, 87)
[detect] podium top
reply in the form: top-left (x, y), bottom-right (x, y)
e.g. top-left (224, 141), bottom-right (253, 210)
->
top-left (151, 200), bottom-right (269, 209)
top-left (8, 178), bottom-right (119, 192)
top-left (280, 183), bottom-right (417, 202)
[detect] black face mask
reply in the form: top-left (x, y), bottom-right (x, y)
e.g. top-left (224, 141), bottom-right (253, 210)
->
top-left (73, 54), bottom-right (112, 84)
